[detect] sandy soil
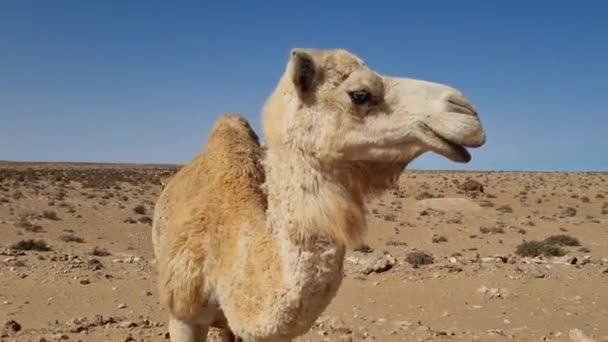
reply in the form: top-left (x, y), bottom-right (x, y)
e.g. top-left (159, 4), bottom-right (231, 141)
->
top-left (1, 162), bottom-right (607, 341)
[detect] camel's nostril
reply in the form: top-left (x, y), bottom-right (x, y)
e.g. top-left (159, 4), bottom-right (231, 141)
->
top-left (446, 97), bottom-right (478, 117)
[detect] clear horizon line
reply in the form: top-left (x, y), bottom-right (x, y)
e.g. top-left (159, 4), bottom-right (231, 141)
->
top-left (0, 159), bottom-right (606, 174)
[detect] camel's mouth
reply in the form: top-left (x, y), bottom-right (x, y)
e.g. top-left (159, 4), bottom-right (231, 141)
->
top-left (431, 131), bottom-right (471, 163)
top-left (417, 123), bottom-right (472, 163)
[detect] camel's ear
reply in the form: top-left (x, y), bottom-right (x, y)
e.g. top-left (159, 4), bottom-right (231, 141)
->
top-left (290, 49), bottom-right (316, 93)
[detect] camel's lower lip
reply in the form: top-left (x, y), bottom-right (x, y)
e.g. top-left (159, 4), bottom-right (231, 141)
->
top-left (423, 124), bottom-right (471, 163)
top-left (436, 134), bottom-right (471, 163)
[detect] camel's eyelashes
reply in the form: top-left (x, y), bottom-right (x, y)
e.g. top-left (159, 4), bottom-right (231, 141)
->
top-left (349, 90), bottom-right (371, 105)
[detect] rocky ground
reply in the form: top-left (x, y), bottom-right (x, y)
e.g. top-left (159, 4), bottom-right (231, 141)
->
top-left (1, 162), bottom-right (607, 341)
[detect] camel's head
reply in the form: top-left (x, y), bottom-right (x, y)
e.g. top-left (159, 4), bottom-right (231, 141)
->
top-left (262, 47), bottom-right (486, 171)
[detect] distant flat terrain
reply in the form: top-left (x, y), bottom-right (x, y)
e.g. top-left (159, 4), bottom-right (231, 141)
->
top-left (1, 162), bottom-right (607, 341)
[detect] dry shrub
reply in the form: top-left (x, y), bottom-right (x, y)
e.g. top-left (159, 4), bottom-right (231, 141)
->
top-left (42, 210), bottom-right (60, 220)
top-left (10, 239), bottom-right (52, 251)
top-left (133, 205), bottom-right (146, 215)
top-left (16, 212), bottom-right (43, 232)
top-left (406, 251), bottom-right (434, 268)
top-left (543, 234), bottom-right (580, 247)
top-left (58, 234), bottom-right (85, 243)
top-left (90, 247), bottom-right (111, 256)
top-left (137, 216), bottom-right (153, 225)
top-left (431, 235), bottom-right (448, 243)
top-left (415, 191), bottom-right (435, 200)
top-left (479, 226), bottom-right (504, 234)
top-left (559, 207), bottom-right (577, 217)
top-left (383, 213), bottom-right (397, 222)
top-left (515, 240), bottom-right (566, 257)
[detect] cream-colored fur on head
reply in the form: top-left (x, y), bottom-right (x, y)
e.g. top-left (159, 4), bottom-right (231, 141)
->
top-left (152, 48), bottom-right (486, 341)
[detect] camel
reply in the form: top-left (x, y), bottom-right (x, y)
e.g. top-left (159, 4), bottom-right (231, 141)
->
top-left (152, 48), bottom-right (486, 342)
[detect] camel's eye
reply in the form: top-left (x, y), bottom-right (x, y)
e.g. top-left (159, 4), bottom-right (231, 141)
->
top-left (349, 90), bottom-right (371, 105)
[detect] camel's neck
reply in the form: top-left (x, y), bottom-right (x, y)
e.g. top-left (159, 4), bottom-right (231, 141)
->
top-left (251, 148), bottom-right (365, 332)
top-left (263, 148), bottom-right (366, 249)
top-left (219, 149), bottom-right (370, 339)
top-left (263, 149), bottom-right (367, 249)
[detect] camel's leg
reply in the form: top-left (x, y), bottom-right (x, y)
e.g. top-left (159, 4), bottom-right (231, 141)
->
top-left (169, 317), bottom-right (209, 342)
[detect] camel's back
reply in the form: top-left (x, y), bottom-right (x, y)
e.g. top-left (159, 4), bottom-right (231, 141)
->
top-left (152, 114), bottom-right (267, 258)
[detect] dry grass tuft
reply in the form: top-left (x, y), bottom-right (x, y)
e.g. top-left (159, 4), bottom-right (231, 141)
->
top-left (431, 235), bottom-right (448, 243)
top-left (133, 205), bottom-right (146, 215)
top-left (58, 234), bottom-right (85, 243)
top-left (90, 247), bottom-right (111, 256)
top-left (10, 239), bottom-right (52, 251)
top-left (515, 240), bottom-right (567, 257)
top-left (543, 234), bottom-right (580, 247)
top-left (406, 251), bottom-right (435, 268)
top-left (479, 226), bottom-right (505, 234)
top-left (42, 210), bottom-right (61, 220)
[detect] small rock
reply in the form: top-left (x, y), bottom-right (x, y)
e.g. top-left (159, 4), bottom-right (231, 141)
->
top-left (118, 320), bottom-right (137, 328)
top-left (560, 207), bottom-right (577, 218)
top-left (580, 255), bottom-right (592, 265)
top-left (3, 319), bottom-right (22, 337)
top-left (495, 255), bottom-right (508, 263)
top-left (118, 303), bottom-right (127, 309)
top-left (553, 256), bottom-right (578, 265)
top-left (569, 328), bottom-right (597, 342)
top-left (363, 256), bottom-right (394, 274)
top-left (314, 316), bottom-right (352, 335)
top-left (507, 255), bottom-right (519, 264)
top-left (65, 317), bottom-right (87, 332)
top-left (51, 333), bottom-right (69, 340)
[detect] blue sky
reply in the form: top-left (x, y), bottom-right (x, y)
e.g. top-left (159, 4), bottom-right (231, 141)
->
top-left (1, 1), bottom-right (606, 171)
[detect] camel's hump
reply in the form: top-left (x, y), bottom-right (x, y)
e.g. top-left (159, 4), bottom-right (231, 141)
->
top-left (201, 114), bottom-right (266, 198)
top-left (207, 113), bottom-right (261, 149)
top-left (158, 113), bottom-right (266, 222)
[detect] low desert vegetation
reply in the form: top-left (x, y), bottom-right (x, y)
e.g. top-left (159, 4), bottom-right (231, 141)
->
top-left (431, 235), bottom-right (448, 243)
top-left (133, 204), bottom-right (146, 215)
top-left (406, 251), bottom-right (435, 268)
top-left (58, 234), bottom-right (85, 243)
top-left (90, 246), bottom-right (112, 257)
top-left (42, 210), bottom-right (60, 220)
top-left (383, 213), bottom-right (397, 222)
top-left (543, 234), bottom-right (580, 247)
top-left (15, 212), bottom-right (43, 232)
top-left (515, 240), bottom-right (566, 257)
top-left (10, 239), bottom-right (52, 251)
top-left (479, 226), bottom-right (505, 234)
top-left (514, 234), bottom-right (581, 257)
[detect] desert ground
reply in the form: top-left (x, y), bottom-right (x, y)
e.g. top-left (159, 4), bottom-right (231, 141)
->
top-left (1, 162), bottom-right (607, 342)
